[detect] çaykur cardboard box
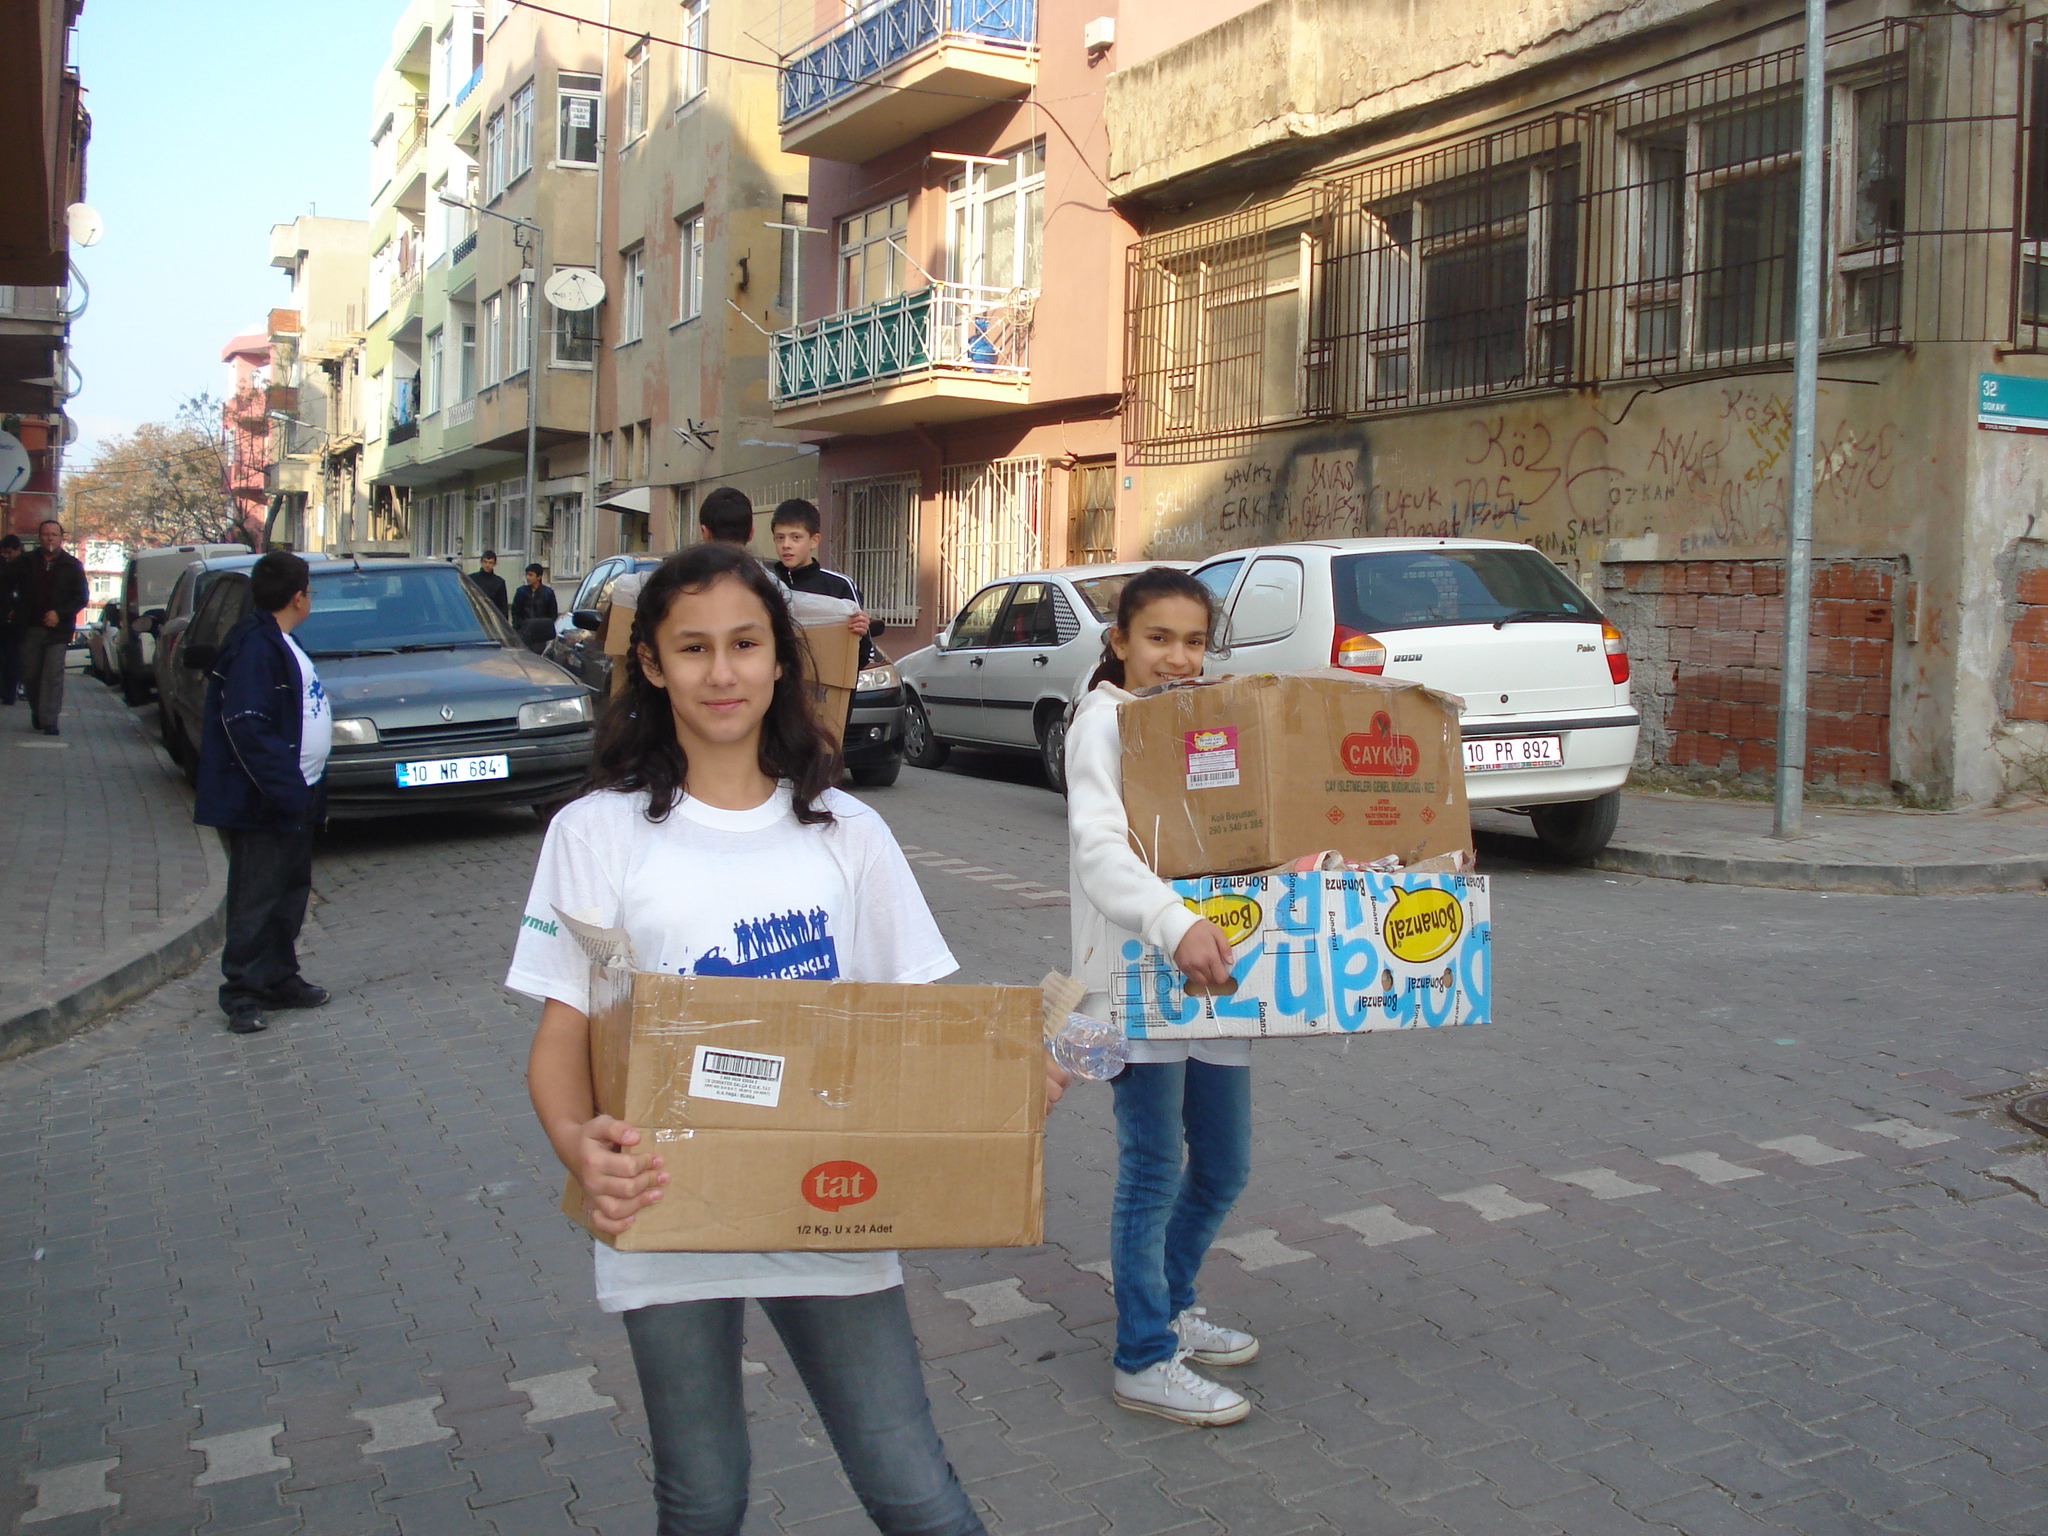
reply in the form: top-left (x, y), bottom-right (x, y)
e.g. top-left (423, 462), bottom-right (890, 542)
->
top-left (1118, 670), bottom-right (1472, 879)
top-left (1112, 868), bottom-right (1492, 1040)
top-left (562, 958), bottom-right (1045, 1253)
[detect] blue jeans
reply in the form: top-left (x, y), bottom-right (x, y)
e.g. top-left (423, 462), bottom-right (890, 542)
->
top-left (623, 1287), bottom-right (986, 1536)
top-left (1110, 1060), bottom-right (1252, 1372)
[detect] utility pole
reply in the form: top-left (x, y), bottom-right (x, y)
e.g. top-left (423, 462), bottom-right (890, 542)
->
top-left (1773, 0), bottom-right (1828, 839)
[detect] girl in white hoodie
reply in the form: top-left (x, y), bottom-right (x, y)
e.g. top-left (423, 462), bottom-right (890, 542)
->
top-left (1066, 567), bottom-right (1259, 1427)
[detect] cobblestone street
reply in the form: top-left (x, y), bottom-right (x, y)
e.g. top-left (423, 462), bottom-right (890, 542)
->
top-left (3, 750), bottom-right (2045, 1536)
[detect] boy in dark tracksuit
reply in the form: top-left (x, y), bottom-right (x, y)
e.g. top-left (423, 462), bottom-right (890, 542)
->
top-left (194, 553), bottom-right (332, 1034)
top-left (771, 498), bottom-right (876, 665)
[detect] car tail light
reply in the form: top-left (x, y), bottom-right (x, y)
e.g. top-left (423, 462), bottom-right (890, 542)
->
top-left (1602, 621), bottom-right (1630, 684)
top-left (1332, 625), bottom-right (1387, 674)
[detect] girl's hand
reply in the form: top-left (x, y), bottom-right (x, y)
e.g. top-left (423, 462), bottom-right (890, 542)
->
top-left (1045, 1061), bottom-right (1072, 1114)
top-left (1174, 919), bottom-right (1236, 990)
top-left (571, 1115), bottom-right (669, 1234)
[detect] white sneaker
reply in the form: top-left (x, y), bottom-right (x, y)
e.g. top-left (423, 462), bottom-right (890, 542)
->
top-left (1113, 1355), bottom-right (1250, 1426)
top-left (1171, 1307), bottom-right (1260, 1366)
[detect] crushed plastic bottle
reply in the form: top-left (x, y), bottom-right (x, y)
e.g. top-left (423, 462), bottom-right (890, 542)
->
top-left (1046, 1012), bottom-right (1130, 1082)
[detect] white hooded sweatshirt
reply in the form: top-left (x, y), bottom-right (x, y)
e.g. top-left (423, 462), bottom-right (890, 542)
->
top-left (1066, 680), bottom-right (1252, 1067)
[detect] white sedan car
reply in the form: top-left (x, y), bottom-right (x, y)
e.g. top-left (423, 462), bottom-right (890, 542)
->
top-left (1194, 537), bottom-right (1640, 860)
top-left (897, 562), bottom-right (1191, 792)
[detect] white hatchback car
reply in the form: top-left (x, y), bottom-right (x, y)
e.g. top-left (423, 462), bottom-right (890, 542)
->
top-left (1193, 538), bottom-right (1640, 859)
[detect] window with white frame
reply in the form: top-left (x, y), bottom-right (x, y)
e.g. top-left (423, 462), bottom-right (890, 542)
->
top-left (418, 493), bottom-right (440, 554)
top-left (446, 489), bottom-right (467, 550)
top-left (458, 313), bottom-right (477, 397)
top-left (676, 213), bottom-right (704, 322)
top-left (510, 279), bottom-right (533, 373)
top-left (620, 246), bottom-right (646, 342)
top-left (838, 197), bottom-right (908, 311)
top-left (475, 482), bottom-right (498, 551)
top-left (500, 476), bottom-right (528, 553)
top-left (482, 293), bottom-right (503, 384)
top-left (625, 43), bottom-right (649, 142)
top-left (510, 80), bottom-right (536, 181)
top-left (552, 269), bottom-right (599, 364)
top-left (947, 141), bottom-right (1045, 292)
top-left (681, 0), bottom-right (708, 101)
top-left (1627, 98), bottom-right (1800, 366)
top-left (485, 107), bottom-right (508, 197)
top-left (559, 71), bottom-right (601, 164)
top-left (777, 195), bottom-right (808, 312)
top-left (425, 327), bottom-right (445, 413)
top-left (1840, 75), bottom-right (1904, 339)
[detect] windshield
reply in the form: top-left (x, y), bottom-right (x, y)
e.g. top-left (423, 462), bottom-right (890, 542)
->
top-left (1070, 573), bottom-right (1136, 623)
top-left (1332, 548), bottom-right (1599, 633)
top-left (299, 567), bottom-right (513, 656)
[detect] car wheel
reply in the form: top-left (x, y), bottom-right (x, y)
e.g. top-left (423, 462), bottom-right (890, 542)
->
top-left (1038, 706), bottom-right (1070, 796)
top-left (122, 669), bottom-right (151, 706)
top-left (849, 755), bottom-right (903, 788)
top-left (902, 695), bottom-right (949, 769)
top-left (1528, 791), bottom-right (1622, 863)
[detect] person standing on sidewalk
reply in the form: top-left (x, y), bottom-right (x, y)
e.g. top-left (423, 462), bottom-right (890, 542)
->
top-left (511, 562), bottom-right (557, 653)
top-left (18, 520), bottom-right (88, 734)
top-left (0, 533), bottom-right (24, 706)
top-left (471, 549), bottom-right (510, 619)
top-left (194, 552), bottom-right (333, 1036)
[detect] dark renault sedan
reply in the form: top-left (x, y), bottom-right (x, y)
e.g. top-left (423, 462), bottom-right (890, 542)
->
top-left (162, 557), bottom-right (595, 819)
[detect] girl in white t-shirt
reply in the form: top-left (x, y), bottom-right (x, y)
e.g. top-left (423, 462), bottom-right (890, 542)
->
top-left (508, 544), bottom-right (1003, 1536)
top-left (1065, 567), bottom-right (1258, 1428)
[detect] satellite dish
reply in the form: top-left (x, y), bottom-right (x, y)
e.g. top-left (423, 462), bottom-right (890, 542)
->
top-left (543, 268), bottom-right (606, 312)
top-left (0, 430), bottom-right (30, 494)
top-left (66, 203), bottom-right (104, 247)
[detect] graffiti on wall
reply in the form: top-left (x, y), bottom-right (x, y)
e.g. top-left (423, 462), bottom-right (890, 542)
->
top-left (1141, 382), bottom-right (1902, 566)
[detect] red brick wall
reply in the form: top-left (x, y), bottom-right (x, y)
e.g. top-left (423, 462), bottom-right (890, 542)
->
top-left (1606, 559), bottom-right (1899, 791)
top-left (2011, 567), bottom-right (2048, 723)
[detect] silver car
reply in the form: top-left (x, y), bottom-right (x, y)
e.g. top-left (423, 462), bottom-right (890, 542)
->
top-left (896, 562), bottom-right (1191, 793)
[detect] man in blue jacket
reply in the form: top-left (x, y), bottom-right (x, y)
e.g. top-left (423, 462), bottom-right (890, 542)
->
top-left (194, 552), bottom-right (332, 1034)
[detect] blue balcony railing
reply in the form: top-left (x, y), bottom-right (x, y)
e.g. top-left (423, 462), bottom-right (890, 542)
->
top-left (456, 63), bottom-right (484, 106)
top-left (772, 281), bottom-right (1033, 405)
top-left (779, 0), bottom-right (1034, 125)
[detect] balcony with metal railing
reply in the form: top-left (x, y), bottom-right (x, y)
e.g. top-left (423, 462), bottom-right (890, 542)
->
top-left (779, 0), bottom-right (1035, 162)
top-left (771, 280), bottom-right (1035, 431)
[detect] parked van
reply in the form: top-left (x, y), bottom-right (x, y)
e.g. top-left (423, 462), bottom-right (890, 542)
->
top-left (100, 543), bottom-right (247, 703)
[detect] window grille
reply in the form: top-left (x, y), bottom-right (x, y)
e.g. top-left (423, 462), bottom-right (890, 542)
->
top-left (834, 472), bottom-right (921, 624)
top-left (939, 457), bottom-right (1041, 621)
top-left (1067, 461), bottom-right (1117, 564)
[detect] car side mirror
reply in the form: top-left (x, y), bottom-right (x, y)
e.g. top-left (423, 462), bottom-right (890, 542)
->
top-left (868, 617), bottom-right (888, 638)
top-left (182, 643), bottom-right (218, 671)
top-left (140, 608), bottom-right (167, 633)
top-left (571, 609), bottom-right (603, 633)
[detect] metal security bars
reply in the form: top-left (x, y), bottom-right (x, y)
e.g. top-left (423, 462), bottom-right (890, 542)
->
top-left (835, 473), bottom-right (923, 625)
top-left (938, 457), bottom-right (1042, 620)
top-left (780, 0), bottom-right (1036, 125)
top-left (1124, 9), bottom-right (2030, 461)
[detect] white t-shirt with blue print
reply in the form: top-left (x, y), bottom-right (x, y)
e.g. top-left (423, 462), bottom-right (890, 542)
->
top-left (507, 782), bottom-right (956, 1310)
top-left (282, 633), bottom-right (331, 786)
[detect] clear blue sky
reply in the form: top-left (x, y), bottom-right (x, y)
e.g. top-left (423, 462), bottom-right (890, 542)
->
top-left (68, 0), bottom-right (393, 456)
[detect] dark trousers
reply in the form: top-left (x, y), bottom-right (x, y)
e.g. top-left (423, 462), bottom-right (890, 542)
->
top-left (219, 822), bottom-right (316, 1017)
top-left (19, 627), bottom-right (67, 724)
top-left (0, 633), bottom-right (20, 702)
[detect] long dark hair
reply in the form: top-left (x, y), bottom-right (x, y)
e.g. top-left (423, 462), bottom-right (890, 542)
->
top-left (1087, 566), bottom-right (1222, 690)
top-left (587, 544), bottom-right (839, 826)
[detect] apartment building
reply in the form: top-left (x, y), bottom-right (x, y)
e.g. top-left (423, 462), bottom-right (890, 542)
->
top-left (767, 0), bottom-right (1126, 649)
top-left (363, 0), bottom-right (603, 580)
top-left (220, 331), bottom-right (273, 541)
top-left (262, 215), bottom-right (369, 552)
top-left (585, 0), bottom-right (818, 559)
top-left (1106, 0), bottom-right (2048, 806)
top-left (0, 0), bottom-right (89, 539)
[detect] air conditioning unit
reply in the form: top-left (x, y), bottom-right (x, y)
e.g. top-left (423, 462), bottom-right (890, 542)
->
top-left (1083, 16), bottom-right (1114, 56)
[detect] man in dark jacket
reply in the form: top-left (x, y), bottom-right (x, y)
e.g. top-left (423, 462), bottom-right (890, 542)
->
top-left (195, 552), bottom-right (332, 1035)
top-left (511, 562), bottom-right (557, 653)
top-left (471, 549), bottom-right (509, 618)
top-left (18, 520), bottom-right (89, 734)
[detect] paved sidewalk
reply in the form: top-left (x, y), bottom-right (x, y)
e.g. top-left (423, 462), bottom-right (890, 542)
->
top-left (0, 653), bottom-right (226, 1059)
top-left (1473, 789), bottom-right (2048, 894)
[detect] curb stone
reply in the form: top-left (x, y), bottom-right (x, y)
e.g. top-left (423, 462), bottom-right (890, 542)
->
top-left (0, 722), bottom-right (228, 1062)
top-left (1591, 843), bottom-right (2048, 895)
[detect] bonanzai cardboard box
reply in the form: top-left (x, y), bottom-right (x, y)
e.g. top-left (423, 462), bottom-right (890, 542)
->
top-left (561, 945), bottom-right (1045, 1252)
top-left (1118, 671), bottom-right (1470, 878)
top-left (1111, 869), bottom-right (1491, 1040)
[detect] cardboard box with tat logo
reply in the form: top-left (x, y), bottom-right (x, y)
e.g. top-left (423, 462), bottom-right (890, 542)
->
top-left (560, 957), bottom-right (1045, 1253)
top-left (1113, 868), bottom-right (1491, 1040)
top-left (1118, 670), bottom-right (1471, 878)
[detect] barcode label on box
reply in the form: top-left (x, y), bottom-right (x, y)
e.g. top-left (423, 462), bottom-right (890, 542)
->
top-left (1184, 727), bottom-right (1239, 790)
top-left (689, 1045), bottom-right (786, 1107)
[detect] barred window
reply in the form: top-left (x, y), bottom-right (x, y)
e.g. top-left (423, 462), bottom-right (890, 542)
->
top-left (834, 473), bottom-right (921, 625)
